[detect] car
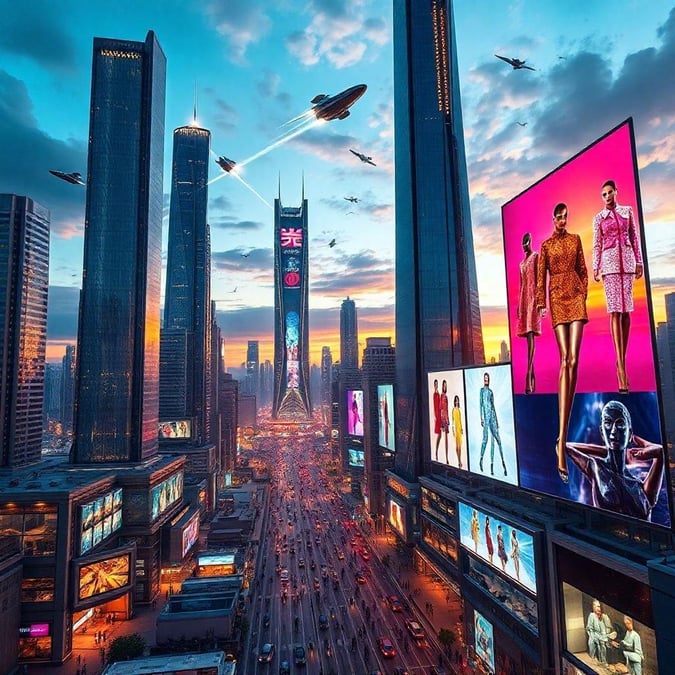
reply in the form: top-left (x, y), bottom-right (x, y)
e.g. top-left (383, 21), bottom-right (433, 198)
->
top-left (298, 558), bottom-right (305, 568)
top-left (355, 570), bottom-right (366, 584)
top-left (336, 551), bottom-right (345, 560)
top-left (359, 548), bottom-right (371, 561)
top-left (294, 644), bottom-right (306, 666)
top-left (280, 569), bottom-right (290, 584)
top-left (279, 660), bottom-right (291, 675)
top-left (319, 614), bottom-right (329, 630)
top-left (258, 643), bottom-right (275, 663)
top-left (387, 595), bottom-right (404, 612)
top-left (377, 636), bottom-right (397, 658)
top-left (313, 577), bottom-right (321, 590)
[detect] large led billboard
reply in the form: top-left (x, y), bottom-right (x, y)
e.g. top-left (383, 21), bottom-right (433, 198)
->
top-left (79, 488), bottom-right (123, 555)
top-left (346, 389), bottom-right (364, 436)
top-left (388, 497), bottom-right (405, 538)
top-left (377, 384), bottom-right (395, 451)
top-left (464, 365), bottom-right (518, 485)
top-left (159, 420), bottom-right (191, 439)
top-left (151, 471), bottom-right (183, 521)
top-left (502, 119), bottom-right (670, 528)
top-left (77, 552), bottom-right (131, 601)
top-left (474, 610), bottom-right (495, 674)
top-left (182, 512), bottom-right (200, 558)
top-left (427, 370), bottom-right (468, 471)
top-left (348, 448), bottom-right (365, 468)
top-left (459, 502), bottom-right (537, 594)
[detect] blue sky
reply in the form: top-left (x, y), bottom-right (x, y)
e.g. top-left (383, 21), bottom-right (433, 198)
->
top-left (1, 0), bottom-right (673, 368)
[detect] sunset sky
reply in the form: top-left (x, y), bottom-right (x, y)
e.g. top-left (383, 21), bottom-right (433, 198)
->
top-left (0, 1), bottom-right (673, 369)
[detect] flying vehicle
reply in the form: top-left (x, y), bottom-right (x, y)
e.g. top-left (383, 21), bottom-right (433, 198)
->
top-left (517, 122), bottom-right (528, 127)
top-left (495, 55), bottom-right (536, 70)
top-left (216, 156), bottom-right (237, 173)
top-left (344, 196), bottom-right (359, 203)
top-left (350, 149), bottom-right (376, 166)
top-left (241, 252), bottom-right (250, 258)
top-left (329, 239), bottom-right (337, 248)
top-left (49, 170), bottom-right (85, 185)
top-left (310, 84), bottom-right (367, 122)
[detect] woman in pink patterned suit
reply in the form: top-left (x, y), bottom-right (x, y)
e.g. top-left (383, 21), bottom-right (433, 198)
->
top-left (517, 233), bottom-right (541, 393)
top-left (592, 180), bottom-right (643, 394)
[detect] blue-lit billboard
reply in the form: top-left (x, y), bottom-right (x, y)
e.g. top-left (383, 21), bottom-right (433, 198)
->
top-left (151, 472), bottom-right (184, 521)
top-left (377, 384), bottom-right (395, 451)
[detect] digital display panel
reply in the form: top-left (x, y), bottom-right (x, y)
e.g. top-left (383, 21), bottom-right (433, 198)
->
top-left (464, 365), bottom-right (518, 485)
top-left (78, 553), bottom-right (131, 600)
top-left (474, 610), bottom-right (495, 674)
top-left (197, 553), bottom-right (236, 577)
top-left (346, 389), bottom-right (364, 436)
top-left (18, 624), bottom-right (50, 638)
top-left (151, 471), bottom-right (184, 521)
top-left (159, 420), bottom-right (192, 439)
top-left (427, 370), bottom-right (467, 470)
top-left (502, 120), bottom-right (670, 528)
top-left (388, 497), bottom-right (405, 538)
top-left (377, 384), bottom-right (395, 451)
top-left (348, 448), bottom-right (365, 468)
top-left (459, 502), bottom-right (537, 594)
top-left (182, 513), bottom-right (200, 558)
top-left (285, 311), bottom-right (299, 389)
top-left (79, 488), bottom-right (123, 555)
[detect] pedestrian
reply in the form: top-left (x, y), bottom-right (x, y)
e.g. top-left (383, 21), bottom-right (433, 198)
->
top-left (77, 654), bottom-right (81, 665)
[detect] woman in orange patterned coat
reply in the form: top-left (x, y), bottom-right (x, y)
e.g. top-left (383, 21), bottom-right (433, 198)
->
top-left (536, 203), bottom-right (588, 483)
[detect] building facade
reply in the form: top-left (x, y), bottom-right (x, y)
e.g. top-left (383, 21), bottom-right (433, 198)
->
top-left (244, 340), bottom-right (260, 398)
top-left (340, 297), bottom-right (359, 370)
top-left (0, 194), bottom-right (50, 468)
top-left (60, 345), bottom-right (76, 432)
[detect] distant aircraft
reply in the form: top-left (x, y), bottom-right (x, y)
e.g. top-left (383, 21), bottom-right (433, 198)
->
top-left (494, 55), bottom-right (536, 71)
top-left (230, 287), bottom-right (238, 293)
top-left (216, 156), bottom-right (237, 173)
top-left (517, 122), bottom-right (528, 127)
top-left (349, 149), bottom-right (376, 166)
top-left (240, 252), bottom-right (250, 258)
top-left (310, 84), bottom-right (367, 122)
top-left (329, 239), bottom-right (337, 248)
top-left (344, 196), bottom-right (359, 203)
top-left (49, 170), bottom-right (85, 185)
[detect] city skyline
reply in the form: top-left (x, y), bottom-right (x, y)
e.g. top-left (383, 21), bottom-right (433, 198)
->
top-left (0, 2), bottom-right (673, 368)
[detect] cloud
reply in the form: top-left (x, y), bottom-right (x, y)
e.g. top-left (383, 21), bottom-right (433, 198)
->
top-left (204, 0), bottom-right (272, 63)
top-left (212, 247), bottom-right (273, 272)
top-left (310, 249), bottom-right (394, 297)
top-left (212, 97), bottom-right (238, 134)
top-left (0, 2), bottom-right (77, 70)
top-left (210, 217), bottom-right (265, 232)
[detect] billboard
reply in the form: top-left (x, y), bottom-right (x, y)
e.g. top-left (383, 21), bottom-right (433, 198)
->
top-left (79, 488), bottom-right (123, 555)
top-left (197, 553), bottom-right (236, 577)
top-left (502, 119), bottom-right (670, 528)
top-left (181, 512), bottom-right (200, 558)
top-left (77, 552), bottom-right (131, 601)
top-left (388, 497), bottom-right (405, 538)
top-left (348, 448), bottom-right (365, 468)
top-left (346, 389), bottom-right (364, 436)
top-left (459, 502), bottom-right (537, 594)
top-left (151, 471), bottom-right (184, 521)
top-left (285, 311), bottom-right (299, 389)
top-left (464, 365), bottom-right (518, 485)
top-left (377, 384), bottom-right (395, 451)
top-left (159, 420), bottom-right (191, 439)
top-left (427, 370), bottom-right (468, 470)
top-left (474, 609), bottom-right (495, 674)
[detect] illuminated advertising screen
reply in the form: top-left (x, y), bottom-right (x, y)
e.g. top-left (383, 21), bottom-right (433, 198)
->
top-left (377, 384), bottom-right (395, 451)
top-left (474, 610), bottom-right (495, 674)
top-left (427, 370), bottom-right (467, 470)
top-left (348, 448), bottom-right (365, 468)
top-left (464, 365), bottom-right (518, 485)
top-left (19, 624), bottom-right (50, 637)
top-left (458, 502), bottom-right (537, 594)
top-left (79, 488), bottom-right (123, 555)
top-left (182, 513), bottom-right (200, 558)
top-left (77, 552), bottom-right (131, 600)
top-left (151, 471), bottom-right (184, 521)
top-left (502, 120), bottom-right (670, 528)
top-left (285, 311), bottom-right (300, 389)
top-left (558, 546), bottom-right (657, 674)
top-left (388, 497), bottom-right (405, 538)
top-left (346, 389), bottom-right (364, 436)
top-left (197, 553), bottom-right (236, 577)
top-left (159, 420), bottom-right (191, 439)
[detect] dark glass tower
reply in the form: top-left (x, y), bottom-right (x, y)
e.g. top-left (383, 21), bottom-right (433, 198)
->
top-left (244, 340), bottom-right (260, 397)
top-left (60, 344), bottom-right (76, 432)
top-left (0, 194), bottom-right (50, 468)
top-left (161, 124), bottom-right (212, 443)
top-left (272, 192), bottom-right (311, 420)
top-left (72, 32), bottom-right (166, 464)
top-left (393, 0), bottom-right (484, 478)
top-left (340, 297), bottom-right (359, 370)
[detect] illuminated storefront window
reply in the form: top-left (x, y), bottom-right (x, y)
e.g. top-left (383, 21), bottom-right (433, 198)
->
top-left (0, 508), bottom-right (57, 557)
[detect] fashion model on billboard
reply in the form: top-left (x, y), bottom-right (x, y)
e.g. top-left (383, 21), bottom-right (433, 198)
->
top-left (484, 516), bottom-right (494, 564)
top-left (565, 400), bottom-right (664, 521)
top-left (586, 599), bottom-right (617, 667)
top-left (517, 232), bottom-right (541, 394)
top-left (452, 395), bottom-right (464, 468)
top-left (536, 203), bottom-right (588, 484)
top-left (479, 372), bottom-right (507, 476)
top-left (496, 524), bottom-right (508, 571)
top-left (592, 180), bottom-right (643, 394)
top-left (434, 379), bottom-right (450, 462)
top-left (510, 529), bottom-right (520, 580)
top-left (470, 509), bottom-right (480, 552)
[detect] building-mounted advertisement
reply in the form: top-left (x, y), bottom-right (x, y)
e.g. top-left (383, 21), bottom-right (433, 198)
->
top-left (348, 448), bottom-right (365, 468)
top-left (377, 384), bottom-right (395, 451)
top-left (502, 119), bottom-right (671, 528)
top-left (80, 488), bottom-right (123, 555)
top-left (74, 545), bottom-right (134, 607)
top-left (158, 419), bottom-right (191, 439)
top-left (388, 496), bottom-right (406, 538)
top-left (347, 389), bottom-right (364, 436)
top-left (474, 609), bottom-right (495, 674)
top-left (181, 511), bottom-right (200, 557)
top-left (428, 370), bottom-right (467, 470)
top-left (151, 471), bottom-right (184, 521)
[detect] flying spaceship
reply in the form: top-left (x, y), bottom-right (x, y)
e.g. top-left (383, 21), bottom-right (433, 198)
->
top-left (310, 84), bottom-right (367, 122)
top-left (517, 122), bottom-right (528, 127)
top-left (49, 170), bottom-right (85, 185)
top-left (240, 252), bottom-right (250, 258)
top-left (216, 156), bottom-right (237, 173)
top-left (495, 55), bottom-right (536, 70)
top-left (350, 149), bottom-right (376, 166)
top-left (329, 239), bottom-right (337, 248)
top-left (344, 196), bottom-right (359, 203)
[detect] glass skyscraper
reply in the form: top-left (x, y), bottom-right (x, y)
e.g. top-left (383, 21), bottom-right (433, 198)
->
top-left (0, 194), bottom-right (50, 468)
top-left (72, 31), bottom-right (166, 464)
top-left (340, 297), bottom-right (359, 370)
top-left (161, 124), bottom-right (212, 443)
top-left (272, 192), bottom-right (311, 420)
top-left (393, 0), bottom-right (484, 477)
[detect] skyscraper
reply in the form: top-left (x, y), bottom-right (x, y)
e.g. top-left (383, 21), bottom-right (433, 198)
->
top-left (393, 0), bottom-right (484, 478)
top-left (72, 31), bottom-right (166, 464)
top-left (60, 345), bottom-right (76, 432)
top-left (161, 123), bottom-right (212, 443)
top-left (0, 194), bottom-right (50, 468)
top-left (320, 346), bottom-right (333, 425)
top-left (272, 190), bottom-right (311, 420)
top-left (244, 340), bottom-right (260, 398)
top-left (340, 297), bottom-right (359, 370)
